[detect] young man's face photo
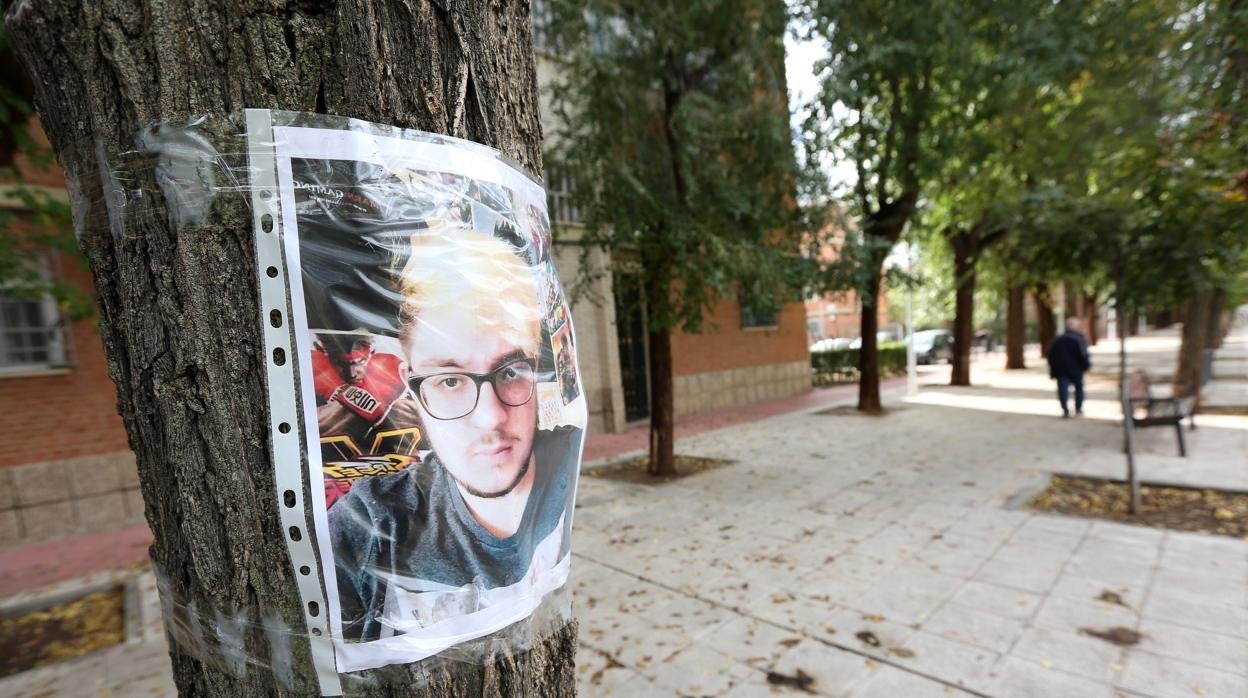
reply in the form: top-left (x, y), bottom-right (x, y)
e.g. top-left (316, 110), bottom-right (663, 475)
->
top-left (405, 302), bottom-right (538, 498)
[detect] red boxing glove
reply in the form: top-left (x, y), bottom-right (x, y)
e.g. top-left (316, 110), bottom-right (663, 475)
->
top-left (333, 353), bottom-right (408, 423)
top-left (312, 350), bottom-right (347, 405)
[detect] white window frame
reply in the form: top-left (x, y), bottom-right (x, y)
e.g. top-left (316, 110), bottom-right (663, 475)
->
top-left (0, 255), bottom-right (70, 375)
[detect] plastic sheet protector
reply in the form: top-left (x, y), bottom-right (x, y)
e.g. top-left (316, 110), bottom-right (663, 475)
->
top-left (247, 110), bottom-right (586, 679)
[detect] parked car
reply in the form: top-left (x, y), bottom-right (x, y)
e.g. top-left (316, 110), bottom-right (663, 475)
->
top-left (847, 332), bottom-right (894, 349)
top-left (911, 329), bottom-right (953, 364)
top-left (810, 337), bottom-right (853, 352)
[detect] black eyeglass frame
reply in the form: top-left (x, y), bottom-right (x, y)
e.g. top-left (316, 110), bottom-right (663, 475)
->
top-left (407, 357), bottom-right (538, 420)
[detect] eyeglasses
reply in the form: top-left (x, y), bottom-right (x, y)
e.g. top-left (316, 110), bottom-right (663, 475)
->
top-left (408, 358), bottom-right (537, 420)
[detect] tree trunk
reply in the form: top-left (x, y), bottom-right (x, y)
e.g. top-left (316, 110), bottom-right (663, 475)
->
top-left (1084, 293), bottom-right (1100, 347)
top-left (1206, 288), bottom-right (1228, 350)
top-left (6, 1), bottom-right (576, 695)
top-left (857, 264), bottom-right (885, 412)
top-left (1116, 291), bottom-right (1141, 515)
top-left (1063, 282), bottom-right (1080, 320)
top-left (647, 327), bottom-right (676, 476)
top-left (1035, 283), bottom-right (1056, 360)
top-left (948, 232), bottom-right (975, 386)
top-left (1005, 285), bottom-right (1027, 369)
top-left (1175, 292), bottom-right (1212, 398)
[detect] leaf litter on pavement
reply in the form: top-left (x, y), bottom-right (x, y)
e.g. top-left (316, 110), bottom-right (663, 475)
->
top-left (1028, 475), bottom-right (1248, 538)
top-left (0, 588), bottom-right (126, 677)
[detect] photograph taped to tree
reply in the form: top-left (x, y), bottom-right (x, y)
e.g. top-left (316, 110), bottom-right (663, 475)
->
top-left (266, 117), bottom-right (587, 673)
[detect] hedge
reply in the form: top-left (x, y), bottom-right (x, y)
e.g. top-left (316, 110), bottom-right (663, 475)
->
top-left (810, 341), bottom-right (908, 387)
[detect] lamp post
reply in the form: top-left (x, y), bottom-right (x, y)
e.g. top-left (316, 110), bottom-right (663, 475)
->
top-left (903, 241), bottom-right (917, 396)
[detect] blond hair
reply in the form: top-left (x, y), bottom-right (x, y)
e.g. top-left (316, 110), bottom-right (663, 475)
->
top-left (397, 228), bottom-right (542, 358)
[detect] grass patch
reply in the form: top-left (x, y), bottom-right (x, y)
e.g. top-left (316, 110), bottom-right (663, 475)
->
top-left (1027, 475), bottom-right (1248, 539)
top-left (1, 588), bottom-right (126, 677)
top-left (585, 454), bottom-right (734, 484)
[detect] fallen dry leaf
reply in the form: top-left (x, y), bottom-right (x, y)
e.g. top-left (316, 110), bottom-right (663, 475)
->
top-left (765, 668), bottom-right (815, 692)
top-left (1079, 627), bottom-right (1144, 647)
top-left (856, 630), bottom-right (881, 647)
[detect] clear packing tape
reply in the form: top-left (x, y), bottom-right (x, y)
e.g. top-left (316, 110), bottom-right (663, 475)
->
top-left (106, 111), bottom-right (588, 694)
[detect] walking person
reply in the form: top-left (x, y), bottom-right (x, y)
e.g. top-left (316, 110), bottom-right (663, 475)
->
top-left (1048, 318), bottom-right (1092, 418)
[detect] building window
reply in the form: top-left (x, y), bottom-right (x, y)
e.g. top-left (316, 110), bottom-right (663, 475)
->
top-left (741, 305), bottom-right (778, 329)
top-left (0, 258), bottom-right (69, 372)
top-left (546, 166), bottom-right (583, 227)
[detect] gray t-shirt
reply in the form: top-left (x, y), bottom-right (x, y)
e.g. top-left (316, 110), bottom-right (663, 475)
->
top-left (328, 426), bottom-right (582, 641)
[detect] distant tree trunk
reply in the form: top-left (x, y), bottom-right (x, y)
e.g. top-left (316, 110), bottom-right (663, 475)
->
top-left (1035, 282), bottom-right (1056, 359)
top-left (948, 231), bottom-right (976, 386)
top-left (858, 265), bottom-right (886, 411)
top-left (647, 326), bottom-right (676, 476)
top-left (1005, 285), bottom-right (1027, 369)
top-left (1154, 308), bottom-right (1177, 329)
top-left (1127, 311), bottom-right (1140, 336)
top-left (1175, 292), bottom-right (1212, 398)
top-left (7, 0), bottom-right (577, 694)
top-left (1063, 282), bottom-right (1080, 320)
top-left (1206, 288), bottom-right (1228, 350)
top-left (1084, 293), bottom-right (1100, 347)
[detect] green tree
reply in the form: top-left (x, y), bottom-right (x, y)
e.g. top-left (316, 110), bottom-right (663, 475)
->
top-left (546, 0), bottom-right (803, 475)
top-left (800, 0), bottom-right (1003, 410)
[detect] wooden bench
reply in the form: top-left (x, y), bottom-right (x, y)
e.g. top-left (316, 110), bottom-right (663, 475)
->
top-left (1124, 370), bottom-right (1197, 457)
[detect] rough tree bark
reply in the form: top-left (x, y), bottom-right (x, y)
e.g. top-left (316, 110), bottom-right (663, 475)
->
top-left (6, 1), bottom-right (576, 695)
top-left (1175, 292), bottom-right (1212, 398)
top-left (646, 325), bottom-right (676, 476)
top-left (1035, 283), bottom-right (1056, 360)
top-left (1206, 288), bottom-right (1228, 350)
top-left (856, 198), bottom-right (914, 413)
top-left (858, 265), bottom-right (887, 411)
top-left (1005, 285), bottom-right (1027, 370)
top-left (948, 234), bottom-right (976, 386)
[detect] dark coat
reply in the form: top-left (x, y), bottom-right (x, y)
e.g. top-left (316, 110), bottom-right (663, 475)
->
top-left (1048, 331), bottom-right (1090, 379)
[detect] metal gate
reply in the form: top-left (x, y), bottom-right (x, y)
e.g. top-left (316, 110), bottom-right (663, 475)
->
top-left (613, 273), bottom-right (650, 422)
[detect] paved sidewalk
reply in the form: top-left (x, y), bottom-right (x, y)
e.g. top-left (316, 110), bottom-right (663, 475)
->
top-left (3, 333), bottom-right (1245, 697)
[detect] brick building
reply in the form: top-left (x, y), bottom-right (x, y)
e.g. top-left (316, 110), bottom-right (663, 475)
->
top-left (1, 123), bottom-right (144, 547)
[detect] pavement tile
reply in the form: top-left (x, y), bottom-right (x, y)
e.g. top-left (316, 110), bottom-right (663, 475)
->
top-left (1156, 546), bottom-right (1248, 581)
top-left (920, 602), bottom-right (1027, 654)
top-left (1164, 530), bottom-right (1248, 560)
top-left (982, 655), bottom-right (1117, 698)
top-left (1140, 589), bottom-right (1248, 640)
top-left (912, 547), bottom-right (990, 578)
top-left (766, 638), bottom-right (878, 698)
top-left (1086, 521), bottom-right (1168, 547)
top-left (743, 586), bottom-right (844, 637)
top-left (1151, 568), bottom-right (1248, 610)
top-left (1134, 618), bottom-right (1248, 676)
top-left (1116, 649), bottom-right (1248, 698)
top-left (698, 615), bottom-right (806, 669)
top-left (1048, 573), bottom-right (1148, 612)
top-left (849, 587), bottom-right (948, 626)
top-left (850, 663), bottom-right (976, 698)
top-left (1007, 524), bottom-right (1085, 550)
top-left (883, 629), bottom-right (1000, 690)
top-left (819, 605), bottom-right (916, 654)
top-left (1009, 626), bottom-right (1126, 683)
top-left (644, 642), bottom-right (756, 697)
top-left (1062, 553), bottom-right (1156, 589)
top-left (989, 542), bottom-right (1072, 571)
top-left (975, 558), bottom-right (1064, 594)
top-left (1031, 595), bottom-right (1140, 636)
top-left (1016, 514), bottom-right (1094, 538)
top-left (949, 580), bottom-right (1045, 621)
